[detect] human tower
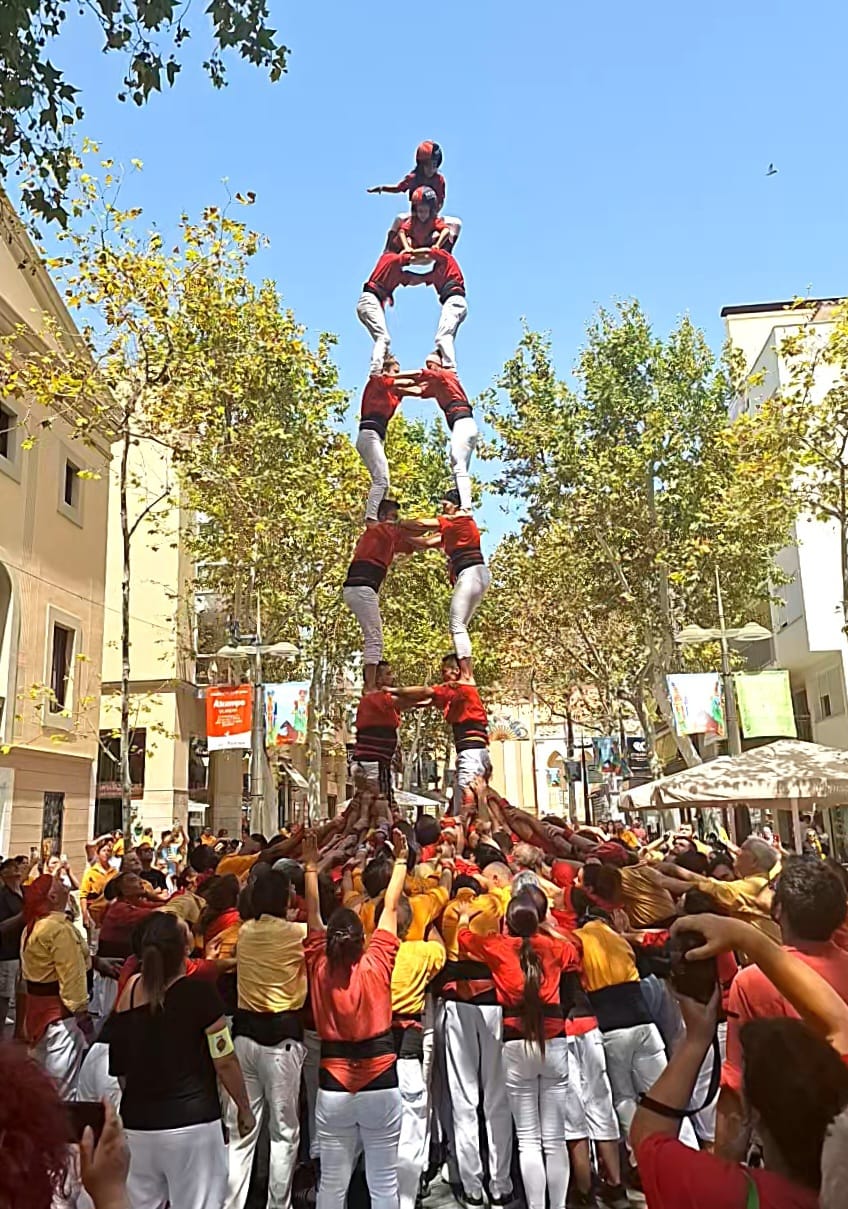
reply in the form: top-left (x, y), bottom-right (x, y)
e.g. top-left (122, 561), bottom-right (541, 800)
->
top-left (344, 141), bottom-right (492, 810)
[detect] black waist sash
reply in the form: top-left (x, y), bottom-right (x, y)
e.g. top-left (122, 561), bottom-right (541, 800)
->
top-left (232, 1008), bottom-right (304, 1047)
top-left (344, 561), bottom-right (386, 591)
top-left (452, 718), bottom-right (489, 752)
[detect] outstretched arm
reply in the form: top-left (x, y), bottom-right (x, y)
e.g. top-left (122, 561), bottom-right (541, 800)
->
top-left (377, 830), bottom-right (410, 936)
top-left (387, 685), bottom-right (435, 707)
top-left (400, 517), bottom-right (441, 533)
top-left (367, 183), bottom-right (406, 195)
top-left (302, 831), bottom-right (325, 934)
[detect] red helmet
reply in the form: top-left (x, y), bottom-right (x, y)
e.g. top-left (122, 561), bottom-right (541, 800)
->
top-left (411, 186), bottom-right (438, 214)
top-left (416, 141), bottom-right (443, 170)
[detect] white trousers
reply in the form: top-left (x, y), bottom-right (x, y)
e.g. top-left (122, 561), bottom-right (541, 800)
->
top-left (356, 430), bottom-right (390, 522)
top-left (448, 416), bottom-right (478, 510)
top-left (125, 1120), bottom-right (228, 1209)
top-left (356, 292), bottom-right (391, 376)
top-left (450, 564), bottom-right (490, 660)
top-left (343, 585), bottom-right (383, 665)
top-left (225, 1036), bottom-right (306, 1209)
top-left (456, 747), bottom-right (493, 791)
top-left (390, 212), bottom-right (463, 244)
top-left (77, 1039), bottom-right (122, 1108)
top-left (315, 1086), bottom-right (402, 1209)
top-left (31, 1016), bottom-right (87, 1099)
top-left (91, 970), bottom-right (118, 1025)
top-left (564, 1029), bottom-right (619, 1141)
top-left (503, 1038), bottom-right (570, 1209)
top-left (435, 296), bottom-right (467, 370)
top-left (443, 1000), bottom-right (512, 1199)
top-left (397, 1058), bottom-right (429, 1209)
top-left (601, 1022), bottom-right (698, 1154)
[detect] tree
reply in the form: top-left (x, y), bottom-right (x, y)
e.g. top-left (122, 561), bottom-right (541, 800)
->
top-left (484, 305), bottom-right (799, 768)
top-left (1, 0), bottom-right (288, 226)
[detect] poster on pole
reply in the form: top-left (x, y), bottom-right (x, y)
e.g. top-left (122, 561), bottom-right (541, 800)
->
top-left (666, 673), bottom-right (726, 737)
top-left (264, 682), bottom-right (310, 747)
top-left (206, 685), bottom-right (253, 751)
top-left (733, 670), bottom-right (797, 738)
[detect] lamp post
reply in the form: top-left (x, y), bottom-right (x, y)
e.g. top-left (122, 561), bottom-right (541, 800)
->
top-left (216, 638), bottom-right (299, 827)
top-left (676, 569), bottom-right (772, 758)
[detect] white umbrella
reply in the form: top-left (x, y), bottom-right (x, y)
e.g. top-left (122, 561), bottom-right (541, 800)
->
top-left (621, 739), bottom-right (848, 849)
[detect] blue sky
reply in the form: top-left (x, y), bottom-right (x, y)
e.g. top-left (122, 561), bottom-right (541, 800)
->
top-left (50, 0), bottom-right (848, 545)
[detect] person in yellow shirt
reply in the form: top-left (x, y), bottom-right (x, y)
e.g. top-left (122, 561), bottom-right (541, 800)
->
top-left (658, 835), bottom-right (781, 941)
top-left (21, 873), bottom-right (90, 1096)
top-left (377, 895), bottom-right (446, 1209)
top-left (345, 852), bottom-right (452, 942)
top-left (79, 838), bottom-right (117, 932)
top-left (226, 866), bottom-right (308, 1209)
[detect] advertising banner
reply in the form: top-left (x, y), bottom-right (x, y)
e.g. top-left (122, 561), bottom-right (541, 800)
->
top-left (667, 672), bottom-right (726, 737)
top-left (734, 670), bottom-right (797, 739)
top-left (206, 685), bottom-right (253, 751)
top-left (265, 681), bottom-right (310, 747)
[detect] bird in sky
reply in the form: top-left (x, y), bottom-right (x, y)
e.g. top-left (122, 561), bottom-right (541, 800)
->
top-left (766, 162), bottom-right (778, 176)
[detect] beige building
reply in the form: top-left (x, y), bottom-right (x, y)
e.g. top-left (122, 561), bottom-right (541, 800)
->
top-left (0, 194), bottom-right (110, 859)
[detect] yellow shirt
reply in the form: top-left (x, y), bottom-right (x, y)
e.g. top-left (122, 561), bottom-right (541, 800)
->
top-left (79, 862), bottom-right (117, 925)
top-left (21, 912), bottom-right (90, 1012)
top-left (113, 837), bottom-right (125, 857)
top-left (237, 916), bottom-right (308, 1013)
top-left (391, 940), bottom-right (446, 1017)
top-left (619, 865), bottom-right (677, 928)
top-left (217, 853), bottom-right (260, 883)
top-left (576, 919), bottom-right (639, 992)
top-left (158, 891), bottom-right (203, 925)
top-left (348, 886), bottom-right (450, 943)
top-left (442, 885), bottom-right (511, 960)
top-left (693, 872), bottom-right (781, 939)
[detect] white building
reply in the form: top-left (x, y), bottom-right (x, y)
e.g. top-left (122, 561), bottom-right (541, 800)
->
top-left (723, 300), bottom-right (848, 753)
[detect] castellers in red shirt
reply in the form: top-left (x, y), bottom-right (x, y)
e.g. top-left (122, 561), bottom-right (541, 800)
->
top-left (362, 251), bottom-right (419, 305)
top-left (367, 140), bottom-right (447, 210)
top-left (417, 247), bottom-right (466, 302)
top-left (394, 355), bottom-right (473, 430)
top-left (359, 356), bottom-right (403, 441)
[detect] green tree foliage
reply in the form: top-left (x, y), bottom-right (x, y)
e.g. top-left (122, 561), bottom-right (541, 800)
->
top-left (484, 303), bottom-right (799, 767)
top-left (1, 0), bottom-right (288, 225)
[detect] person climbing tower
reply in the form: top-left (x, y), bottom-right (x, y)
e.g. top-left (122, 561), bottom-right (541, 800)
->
top-left (355, 250), bottom-right (423, 376)
top-left (356, 355), bottom-right (403, 522)
top-left (368, 140), bottom-right (462, 250)
top-left (393, 354), bottom-right (477, 509)
top-left (415, 247), bottom-right (467, 369)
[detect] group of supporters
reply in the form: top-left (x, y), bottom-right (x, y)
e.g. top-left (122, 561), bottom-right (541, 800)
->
top-left (3, 771), bottom-right (848, 1209)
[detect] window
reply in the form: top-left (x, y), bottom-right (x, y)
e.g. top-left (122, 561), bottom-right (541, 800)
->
top-left (41, 791), bottom-right (64, 860)
top-left (0, 404), bottom-right (14, 461)
top-left (63, 458), bottom-right (80, 507)
top-left (49, 622), bottom-right (74, 713)
top-left (814, 665), bottom-right (846, 723)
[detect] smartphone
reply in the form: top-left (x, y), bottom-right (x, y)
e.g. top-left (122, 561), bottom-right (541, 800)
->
top-left (63, 1100), bottom-right (105, 1145)
top-left (669, 929), bottom-right (718, 1005)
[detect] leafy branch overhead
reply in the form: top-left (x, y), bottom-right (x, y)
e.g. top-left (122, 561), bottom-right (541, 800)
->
top-left (0, 0), bottom-right (288, 225)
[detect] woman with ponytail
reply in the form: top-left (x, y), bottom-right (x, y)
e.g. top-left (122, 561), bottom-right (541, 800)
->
top-left (303, 826), bottom-right (409, 1209)
top-left (457, 888), bottom-right (581, 1209)
top-left (107, 911), bottom-right (253, 1208)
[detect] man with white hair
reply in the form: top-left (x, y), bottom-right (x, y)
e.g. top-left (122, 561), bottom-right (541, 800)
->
top-left (659, 834), bottom-right (781, 940)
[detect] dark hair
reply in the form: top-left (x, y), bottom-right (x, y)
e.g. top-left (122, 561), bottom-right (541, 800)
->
top-left (139, 912), bottom-right (186, 1012)
top-left (189, 844), bottom-right (219, 874)
top-left (375, 894), bottom-right (413, 940)
top-left (706, 851), bottom-right (734, 877)
top-left (683, 887), bottom-right (728, 916)
top-left (105, 871), bottom-right (137, 901)
top-left (377, 498), bottom-right (400, 520)
top-left (415, 815), bottom-right (441, 848)
top-left (317, 872), bottom-right (340, 925)
top-left (476, 842), bottom-right (506, 871)
top-left (505, 892), bottom-right (545, 1051)
top-left (674, 849), bottom-right (709, 876)
top-left (198, 873), bottom-right (240, 934)
top-left (741, 1017), bottom-right (848, 1189)
top-left (521, 883), bottom-right (549, 922)
top-left (325, 907), bottom-right (364, 973)
top-left (441, 652), bottom-right (459, 669)
top-left (583, 862), bottom-right (622, 904)
top-left (248, 869), bottom-right (290, 920)
top-left (249, 833), bottom-right (268, 849)
top-left (0, 858), bottom-right (17, 874)
top-left (452, 873), bottom-right (484, 896)
top-left (492, 829), bottom-right (514, 856)
top-left (571, 886), bottom-right (613, 927)
top-left (362, 854), bottom-right (393, 900)
top-left (376, 659), bottom-right (391, 671)
top-left (96, 837), bottom-right (113, 852)
top-left (441, 488), bottom-right (461, 507)
top-left (773, 856), bottom-right (848, 942)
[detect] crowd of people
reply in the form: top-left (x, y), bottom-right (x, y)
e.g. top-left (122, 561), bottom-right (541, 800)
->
top-left (2, 761), bottom-right (848, 1209)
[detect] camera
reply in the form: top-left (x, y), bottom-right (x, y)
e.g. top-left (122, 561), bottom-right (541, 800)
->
top-left (668, 929), bottom-right (718, 1004)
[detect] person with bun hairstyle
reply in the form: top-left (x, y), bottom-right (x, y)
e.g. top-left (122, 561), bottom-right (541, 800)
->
top-left (456, 887), bottom-right (580, 1209)
top-left (303, 825), bottom-right (409, 1209)
top-left (368, 140), bottom-right (462, 248)
top-left (106, 911), bottom-right (253, 1208)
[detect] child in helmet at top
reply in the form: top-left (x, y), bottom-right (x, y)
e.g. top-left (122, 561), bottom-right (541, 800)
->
top-left (397, 186), bottom-right (453, 254)
top-left (368, 140), bottom-right (462, 250)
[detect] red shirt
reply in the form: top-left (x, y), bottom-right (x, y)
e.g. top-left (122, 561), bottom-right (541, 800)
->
top-left (359, 375), bottom-right (402, 435)
top-left (722, 940), bottom-right (848, 1094)
top-left (458, 928), bottom-right (580, 1038)
top-left (98, 898), bottom-right (158, 957)
top-left (420, 248), bottom-right (465, 300)
top-left (344, 522), bottom-right (415, 592)
top-left (399, 214), bottom-right (446, 249)
top-left (430, 682), bottom-right (487, 728)
top-left (395, 171), bottom-right (446, 209)
top-left (438, 514), bottom-right (482, 559)
top-left (305, 928), bottom-right (399, 1092)
top-left (417, 368), bottom-right (473, 429)
top-left (364, 252), bottom-right (414, 301)
top-left (636, 1133), bottom-right (818, 1209)
top-left (353, 690), bottom-right (401, 764)
top-left (550, 861), bottom-right (579, 931)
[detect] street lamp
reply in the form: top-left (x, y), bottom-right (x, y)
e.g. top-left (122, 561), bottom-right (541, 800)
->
top-left (675, 569), bottom-right (772, 757)
top-left (215, 637), bottom-right (299, 827)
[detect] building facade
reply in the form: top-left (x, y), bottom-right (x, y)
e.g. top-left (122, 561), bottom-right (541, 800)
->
top-left (0, 194), bottom-right (110, 859)
top-left (723, 300), bottom-right (848, 751)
